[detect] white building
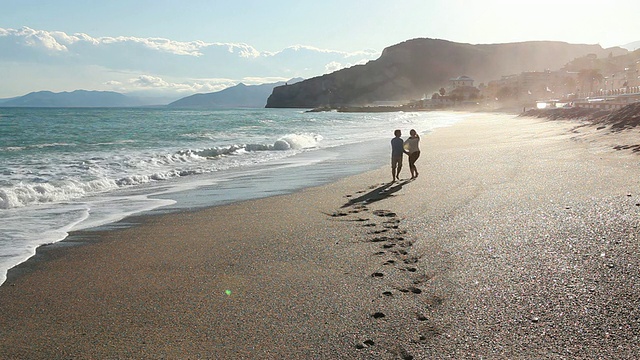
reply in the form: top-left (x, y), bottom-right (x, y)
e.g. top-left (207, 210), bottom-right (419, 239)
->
top-left (450, 75), bottom-right (474, 88)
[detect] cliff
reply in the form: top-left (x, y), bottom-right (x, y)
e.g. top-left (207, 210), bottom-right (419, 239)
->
top-left (266, 38), bottom-right (628, 108)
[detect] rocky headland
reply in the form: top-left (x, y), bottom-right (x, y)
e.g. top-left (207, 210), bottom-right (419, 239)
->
top-left (267, 38), bottom-right (627, 109)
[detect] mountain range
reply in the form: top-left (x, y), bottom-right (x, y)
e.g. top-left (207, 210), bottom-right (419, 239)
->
top-left (266, 38), bottom-right (630, 108)
top-left (0, 80), bottom-right (304, 108)
top-left (167, 78), bottom-right (303, 108)
top-left (1, 39), bottom-right (637, 108)
top-left (0, 90), bottom-right (148, 108)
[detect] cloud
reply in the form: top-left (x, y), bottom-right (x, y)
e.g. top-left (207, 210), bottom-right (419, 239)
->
top-left (18, 27), bottom-right (69, 52)
top-left (0, 26), bottom-right (381, 97)
top-left (0, 26), bottom-right (265, 65)
top-left (121, 75), bottom-right (237, 94)
top-left (130, 75), bottom-right (170, 88)
top-left (325, 61), bottom-right (344, 73)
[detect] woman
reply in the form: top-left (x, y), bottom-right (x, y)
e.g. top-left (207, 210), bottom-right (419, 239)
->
top-left (403, 129), bottom-right (420, 179)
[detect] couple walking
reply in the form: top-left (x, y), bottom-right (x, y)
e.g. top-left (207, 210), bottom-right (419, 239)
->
top-left (391, 129), bottom-right (420, 182)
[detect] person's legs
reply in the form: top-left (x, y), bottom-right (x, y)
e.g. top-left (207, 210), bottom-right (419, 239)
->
top-left (408, 151), bottom-right (420, 178)
top-left (391, 156), bottom-right (402, 181)
top-left (391, 157), bottom-right (399, 181)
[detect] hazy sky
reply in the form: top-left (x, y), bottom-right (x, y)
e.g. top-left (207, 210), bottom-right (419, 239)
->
top-left (1, 0), bottom-right (639, 99)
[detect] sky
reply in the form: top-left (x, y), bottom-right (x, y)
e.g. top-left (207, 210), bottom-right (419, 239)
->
top-left (1, 0), bottom-right (639, 100)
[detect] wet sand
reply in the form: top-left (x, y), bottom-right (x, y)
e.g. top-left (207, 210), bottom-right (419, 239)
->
top-left (1, 114), bottom-right (640, 359)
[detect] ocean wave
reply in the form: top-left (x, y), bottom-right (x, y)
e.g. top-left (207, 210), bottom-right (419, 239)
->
top-left (0, 142), bottom-right (76, 152)
top-left (2, 146), bottom-right (26, 152)
top-left (177, 133), bottom-right (322, 158)
top-left (32, 142), bottom-right (76, 149)
top-left (94, 140), bottom-right (137, 146)
top-left (0, 133), bottom-right (324, 209)
top-left (0, 178), bottom-right (118, 209)
top-left (275, 133), bottom-right (323, 150)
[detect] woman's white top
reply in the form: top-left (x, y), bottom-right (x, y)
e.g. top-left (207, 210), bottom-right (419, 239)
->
top-left (403, 136), bottom-right (420, 154)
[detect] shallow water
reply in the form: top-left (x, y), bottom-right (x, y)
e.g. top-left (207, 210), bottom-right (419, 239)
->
top-left (0, 107), bottom-right (468, 284)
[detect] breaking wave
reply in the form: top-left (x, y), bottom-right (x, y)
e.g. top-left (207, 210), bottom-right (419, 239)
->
top-left (0, 133), bottom-right (323, 209)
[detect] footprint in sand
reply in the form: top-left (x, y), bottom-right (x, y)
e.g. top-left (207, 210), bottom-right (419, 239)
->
top-left (370, 236), bottom-right (391, 243)
top-left (403, 256), bottom-right (420, 264)
top-left (398, 347), bottom-right (415, 360)
top-left (355, 339), bottom-right (375, 349)
top-left (371, 312), bottom-right (386, 319)
top-left (371, 229), bottom-right (388, 234)
top-left (331, 211), bottom-right (348, 217)
top-left (383, 219), bottom-right (400, 228)
top-left (373, 209), bottom-right (397, 218)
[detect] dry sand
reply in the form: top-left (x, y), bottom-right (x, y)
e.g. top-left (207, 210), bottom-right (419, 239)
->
top-left (1, 114), bottom-right (640, 359)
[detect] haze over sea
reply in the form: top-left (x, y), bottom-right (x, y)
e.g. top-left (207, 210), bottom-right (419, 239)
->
top-left (0, 107), bottom-right (473, 285)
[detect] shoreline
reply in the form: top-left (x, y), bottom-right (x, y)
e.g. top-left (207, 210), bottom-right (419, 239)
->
top-left (0, 135), bottom-right (393, 287)
top-left (2, 114), bottom-right (640, 358)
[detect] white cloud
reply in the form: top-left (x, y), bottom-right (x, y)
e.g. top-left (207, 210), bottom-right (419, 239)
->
top-left (122, 75), bottom-right (237, 94)
top-left (240, 76), bottom-right (290, 85)
top-left (130, 75), bottom-right (170, 88)
top-left (325, 61), bottom-right (344, 73)
top-left (324, 57), bottom-right (371, 74)
top-left (17, 27), bottom-right (68, 52)
top-left (0, 26), bottom-right (381, 98)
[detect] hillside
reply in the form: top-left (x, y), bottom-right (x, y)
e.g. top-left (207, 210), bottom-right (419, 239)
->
top-left (169, 79), bottom-right (303, 108)
top-left (266, 38), bottom-right (628, 108)
top-left (0, 90), bottom-right (144, 107)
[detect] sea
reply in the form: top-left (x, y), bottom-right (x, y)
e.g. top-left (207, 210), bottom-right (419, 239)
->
top-left (0, 107), bottom-right (471, 285)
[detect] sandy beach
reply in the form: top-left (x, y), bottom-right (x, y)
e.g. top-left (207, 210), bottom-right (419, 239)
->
top-left (2, 114), bottom-right (640, 359)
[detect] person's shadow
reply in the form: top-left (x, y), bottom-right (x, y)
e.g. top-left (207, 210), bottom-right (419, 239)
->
top-left (341, 179), bottom-right (411, 208)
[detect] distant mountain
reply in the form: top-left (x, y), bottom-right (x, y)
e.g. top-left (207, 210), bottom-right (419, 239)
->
top-left (266, 39), bottom-right (628, 108)
top-left (168, 78), bottom-right (303, 108)
top-left (622, 40), bottom-right (640, 51)
top-left (0, 90), bottom-right (145, 107)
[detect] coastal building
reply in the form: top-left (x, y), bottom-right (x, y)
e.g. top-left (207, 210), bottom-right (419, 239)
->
top-left (449, 75), bottom-right (474, 89)
top-left (419, 75), bottom-right (480, 109)
top-left (573, 98), bottom-right (628, 110)
top-left (483, 70), bottom-right (580, 104)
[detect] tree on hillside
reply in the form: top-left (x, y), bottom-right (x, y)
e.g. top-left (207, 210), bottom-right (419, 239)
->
top-left (578, 69), bottom-right (604, 93)
top-left (496, 86), bottom-right (518, 101)
top-left (439, 88), bottom-right (446, 96)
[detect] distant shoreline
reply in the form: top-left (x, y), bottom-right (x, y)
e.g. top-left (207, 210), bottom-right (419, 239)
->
top-left (307, 105), bottom-right (507, 113)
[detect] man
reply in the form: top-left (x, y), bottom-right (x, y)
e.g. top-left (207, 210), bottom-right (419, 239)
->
top-left (391, 129), bottom-right (404, 182)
